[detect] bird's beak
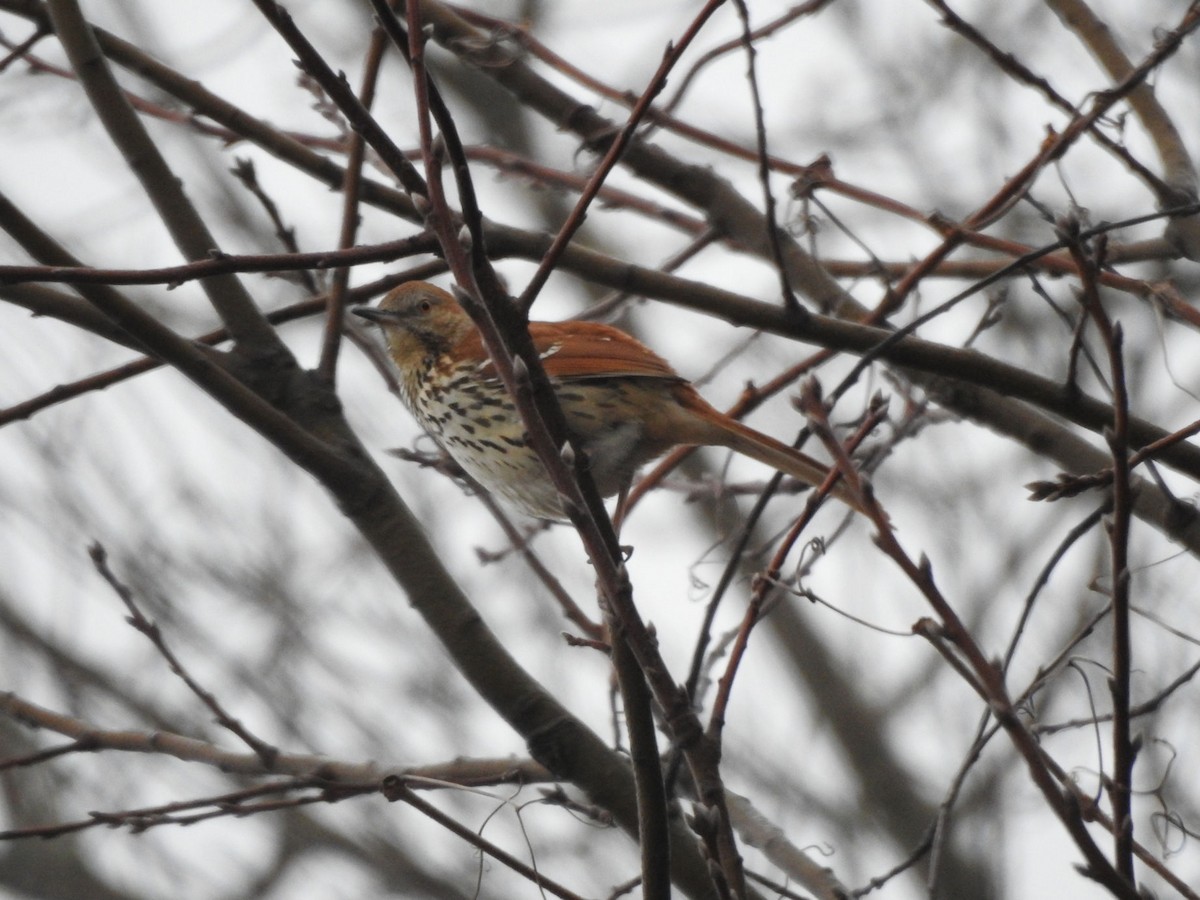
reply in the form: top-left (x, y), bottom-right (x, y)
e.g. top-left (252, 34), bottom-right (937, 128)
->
top-left (352, 306), bottom-right (390, 324)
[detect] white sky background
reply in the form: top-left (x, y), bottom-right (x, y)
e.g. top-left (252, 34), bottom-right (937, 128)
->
top-left (2, 1), bottom-right (1200, 898)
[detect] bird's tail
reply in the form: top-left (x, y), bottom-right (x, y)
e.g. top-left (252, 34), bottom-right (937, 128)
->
top-left (672, 387), bottom-right (867, 515)
top-left (718, 417), bottom-right (866, 514)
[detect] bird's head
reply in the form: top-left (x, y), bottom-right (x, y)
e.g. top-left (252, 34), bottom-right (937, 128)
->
top-left (353, 281), bottom-right (475, 362)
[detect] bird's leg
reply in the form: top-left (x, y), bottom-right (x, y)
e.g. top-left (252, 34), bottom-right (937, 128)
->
top-left (613, 481), bottom-right (632, 537)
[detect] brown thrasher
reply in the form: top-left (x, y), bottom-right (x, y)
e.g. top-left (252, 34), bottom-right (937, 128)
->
top-left (355, 281), bottom-right (859, 519)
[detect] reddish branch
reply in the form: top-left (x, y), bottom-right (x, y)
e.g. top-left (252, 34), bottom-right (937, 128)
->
top-left (516, 0), bottom-right (728, 313)
top-left (706, 395), bottom-right (886, 739)
top-left (798, 381), bottom-right (1141, 898)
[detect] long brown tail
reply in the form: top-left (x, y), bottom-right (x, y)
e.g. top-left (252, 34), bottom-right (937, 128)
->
top-left (672, 387), bottom-right (866, 514)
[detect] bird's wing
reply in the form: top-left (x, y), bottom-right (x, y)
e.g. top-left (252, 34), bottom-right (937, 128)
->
top-left (470, 321), bottom-right (684, 382)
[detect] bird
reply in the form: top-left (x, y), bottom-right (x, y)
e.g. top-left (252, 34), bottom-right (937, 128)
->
top-left (354, 281), bottom-right (861, 520)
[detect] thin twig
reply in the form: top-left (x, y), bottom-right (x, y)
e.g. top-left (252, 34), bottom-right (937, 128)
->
top-left (516, 0), bottom-right (727, 314)
top-left (1065, 221), bottom-right (1137, 882)
top-left (382, 778), bottom-right (587, 900)
top-left (0, 234), bottom-right (440, 286)
top-left (706, 398), bottom-right (885, 739)
top-left (88, 543), bottom-right (279, 766)
top-left (229, 157), bottom-right (320, 294)
top-left (318, 13), bottom-right (393, 382)
top-left (798, 381), bottom-right (1139, 898)
top-left (730, 0), bottom-right (798, 311)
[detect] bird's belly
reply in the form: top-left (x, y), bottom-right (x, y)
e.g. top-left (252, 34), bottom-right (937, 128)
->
top-left (443, 420), bottom-right (566, 519)
top-left (410, 378), bottom-right (665, 519)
